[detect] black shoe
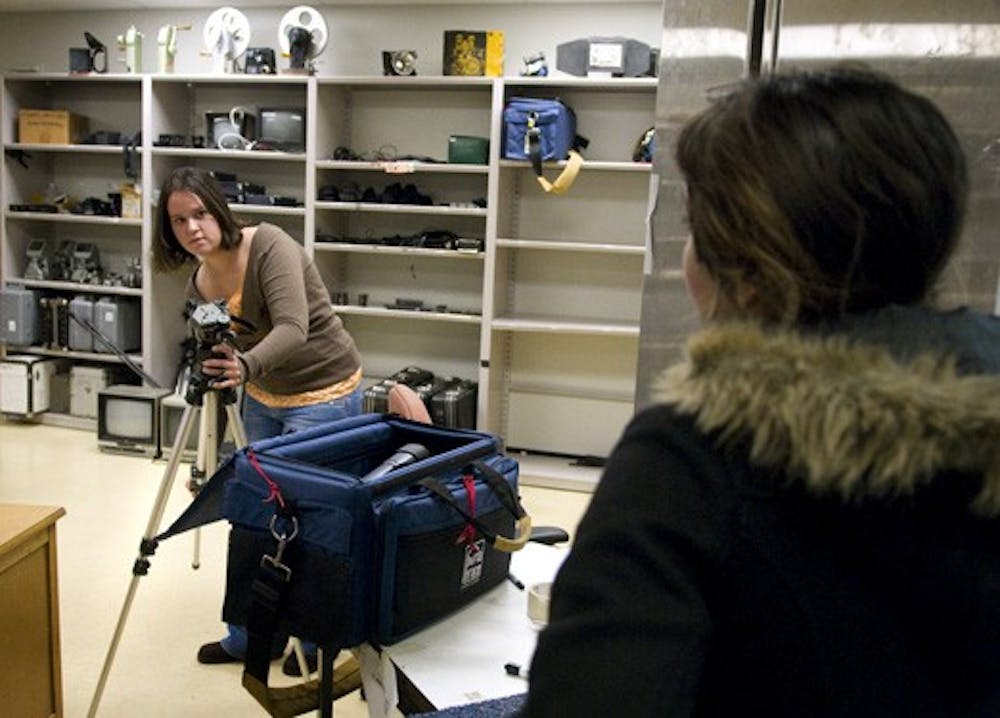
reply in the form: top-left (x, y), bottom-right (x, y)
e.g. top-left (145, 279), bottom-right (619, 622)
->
top-left (197, 641), bottom-right (240, 664)
top-left (381, 182), bottom-right (403, 204)
top-left (282, 651), bottom-right (319, 677)
top-left (197, 641), bottom-right (286, 664)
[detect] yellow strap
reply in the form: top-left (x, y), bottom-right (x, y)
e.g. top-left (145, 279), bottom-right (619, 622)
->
top-left (493, 514), bottom-right (533, 553)
top-left (243, 654), bottom-right (362, 717)
top-left (536, 149), bottom-right (584, 194)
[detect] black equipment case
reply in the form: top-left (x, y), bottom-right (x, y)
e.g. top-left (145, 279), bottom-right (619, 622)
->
top-left (362, 365), bottom-right (434, 413)
top-left (430, 378), bottom-right (478, 429)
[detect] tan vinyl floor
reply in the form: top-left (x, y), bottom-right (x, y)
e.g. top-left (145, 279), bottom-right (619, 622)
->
top-left (0, 420), bottom-right (593, 717)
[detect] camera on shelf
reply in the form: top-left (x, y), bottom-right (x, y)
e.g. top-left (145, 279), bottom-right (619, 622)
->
top-left (71, 196), bottom-right (115, 217)
top-left (183, 299), bottom-right (235, 404)
top-left (244, 47), bottom-right (276, 75)
top-left (382, 50), bottom-right (418, 76)
top-left (152, 133), bottom-right (205, 148)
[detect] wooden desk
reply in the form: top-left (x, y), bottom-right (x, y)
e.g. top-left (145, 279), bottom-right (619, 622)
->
top-left (0, 504), bottom-right (66, 718)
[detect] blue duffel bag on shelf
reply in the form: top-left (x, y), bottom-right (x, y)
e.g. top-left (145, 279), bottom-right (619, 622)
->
top-left (502, 96), bottom-right (588, 194)
top-left (158, 413), bottom-right (531, 716)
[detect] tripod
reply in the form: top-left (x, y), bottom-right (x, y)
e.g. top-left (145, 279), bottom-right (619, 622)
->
top-left (87, 384), bottom-right (246, 717)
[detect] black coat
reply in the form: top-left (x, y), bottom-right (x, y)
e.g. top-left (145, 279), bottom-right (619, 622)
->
top-left (520, 306), bottom-right (1000, 717)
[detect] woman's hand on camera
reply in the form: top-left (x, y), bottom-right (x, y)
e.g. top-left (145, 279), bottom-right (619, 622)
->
top-left (200, 342), bottom-right (244, 389)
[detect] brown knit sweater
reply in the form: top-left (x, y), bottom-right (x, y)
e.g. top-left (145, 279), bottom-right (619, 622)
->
top-left (189, 222), bottom-right (361, 395)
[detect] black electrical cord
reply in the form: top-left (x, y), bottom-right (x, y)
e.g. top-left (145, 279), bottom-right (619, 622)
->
top-left (67, 310), bottom-right (161, 388)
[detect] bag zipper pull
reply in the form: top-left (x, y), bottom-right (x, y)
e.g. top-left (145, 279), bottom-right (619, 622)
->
top-left (525, 112), bottom-right (538, 155)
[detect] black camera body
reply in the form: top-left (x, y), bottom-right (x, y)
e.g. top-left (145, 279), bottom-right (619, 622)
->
top-left (245, 47), bottom-right (277, 75)
top-left (184, 299), bottom-right (236, 404)
top-left (187, 299), bottom-right (233, 347)
top-left (383, 50), bottom-right (418, 76)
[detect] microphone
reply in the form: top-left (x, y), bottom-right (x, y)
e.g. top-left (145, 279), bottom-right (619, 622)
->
top-left (362, 442), bottom-right (430, 481)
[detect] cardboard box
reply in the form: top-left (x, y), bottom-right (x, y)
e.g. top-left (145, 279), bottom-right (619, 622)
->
top-left (120, 183), bottom-right (142, 219)
top-left (70, 366), bottom-right (107, 418)
top-left (443, 30), bottom-right (504, 76)
top-left (18, 109), bottom-right (89, 144)
top-left (70, 365), bottom-right (128, 418)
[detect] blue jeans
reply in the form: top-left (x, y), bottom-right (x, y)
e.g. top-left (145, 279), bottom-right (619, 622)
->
top-left (241, 387), bottom-right (363, 443)
top-left (220, 385), bottom-right (364, 659)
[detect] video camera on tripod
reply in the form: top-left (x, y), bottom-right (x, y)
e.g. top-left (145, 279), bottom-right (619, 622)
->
top-left (183, 299), bottom-right (236, 405)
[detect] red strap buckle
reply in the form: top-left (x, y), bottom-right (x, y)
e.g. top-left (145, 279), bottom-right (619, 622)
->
top-left (456, 474), bottom-right (478, 548)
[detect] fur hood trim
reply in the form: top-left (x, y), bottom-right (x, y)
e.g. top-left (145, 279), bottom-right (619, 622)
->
top-left (653, 322), bottom-right (1000, 515)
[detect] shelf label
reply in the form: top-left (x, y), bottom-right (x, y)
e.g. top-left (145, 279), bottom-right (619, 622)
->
top-left (381, 161), bottom-right (416, 174)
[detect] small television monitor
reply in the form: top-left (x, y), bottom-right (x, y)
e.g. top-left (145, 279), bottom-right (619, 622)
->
top-left (258, 107), bottom-right (306, 152)
top-left (160, 391), bottom-right (200, 462)
top-left (97, 385), bottom-right (171, 457)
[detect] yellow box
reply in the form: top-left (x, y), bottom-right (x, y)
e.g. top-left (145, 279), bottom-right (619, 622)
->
top-left (443, 30), bottom-right (504, 77)
top-left (18, 109), bottom-right (89, 145)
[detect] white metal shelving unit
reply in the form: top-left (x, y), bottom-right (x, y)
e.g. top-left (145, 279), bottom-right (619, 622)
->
top-left (488, 76), bottom-right (656, 460)
top-left (310, 76), bottom-right (499, 407)
top-left (1, 74), bottom-right (145, 427)
top-left (1, 72), bottom-right (657, 478)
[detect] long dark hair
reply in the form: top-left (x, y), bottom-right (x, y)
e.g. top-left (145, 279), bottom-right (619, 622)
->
top-left (151, 166), bottom-right (245, 272)
top-left (676, 65), bottom-right (968, 323)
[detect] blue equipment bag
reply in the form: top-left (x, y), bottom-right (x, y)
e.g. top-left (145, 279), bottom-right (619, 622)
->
top-left (157, 414), bottom-right (530, 715)
top-left (503, 97), bottom-right (586, 194)
top-left (503, 97), bottom-right (576, 161)
top-left (220, 414), bottom-right (530, 648)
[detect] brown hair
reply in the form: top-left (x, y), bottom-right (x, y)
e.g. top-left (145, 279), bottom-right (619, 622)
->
top-left (676, 65), bottom-right (968, 323)
top-left (151, 166), bottom-right (245, 272)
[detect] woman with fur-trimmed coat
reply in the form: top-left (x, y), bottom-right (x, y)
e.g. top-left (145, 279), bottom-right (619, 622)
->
top-left (520, 68), bottom-right (1000, 717)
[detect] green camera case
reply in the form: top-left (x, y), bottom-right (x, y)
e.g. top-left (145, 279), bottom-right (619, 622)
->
top-left (448, 135), bottom-right (489, 164)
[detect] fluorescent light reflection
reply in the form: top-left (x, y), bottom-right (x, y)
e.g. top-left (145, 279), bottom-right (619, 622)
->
top-left (659, 24), bottom-right (1000, 60)
top-left (781, 23), bottom-right (1000, 59)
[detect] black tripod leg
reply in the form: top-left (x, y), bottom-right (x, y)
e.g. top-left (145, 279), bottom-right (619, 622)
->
top-left (87, 402), bottom-right (201, 717)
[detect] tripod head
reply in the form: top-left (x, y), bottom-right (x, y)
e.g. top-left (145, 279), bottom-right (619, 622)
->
top-left (183, 299), bottom-right (238, 406)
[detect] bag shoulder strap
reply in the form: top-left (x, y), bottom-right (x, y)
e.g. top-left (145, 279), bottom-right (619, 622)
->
top-left (239, 452), bottom-right (361, 716)
top-left (526, 113), bottom-right (588, 195)
top-left (418, 459), bottom-right (532, 552)
top-left (533, 149), bottom-right (584, 194)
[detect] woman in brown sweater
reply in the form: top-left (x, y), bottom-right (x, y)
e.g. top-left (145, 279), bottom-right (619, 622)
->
top-left (153, 165), bottom-right (363, 672)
